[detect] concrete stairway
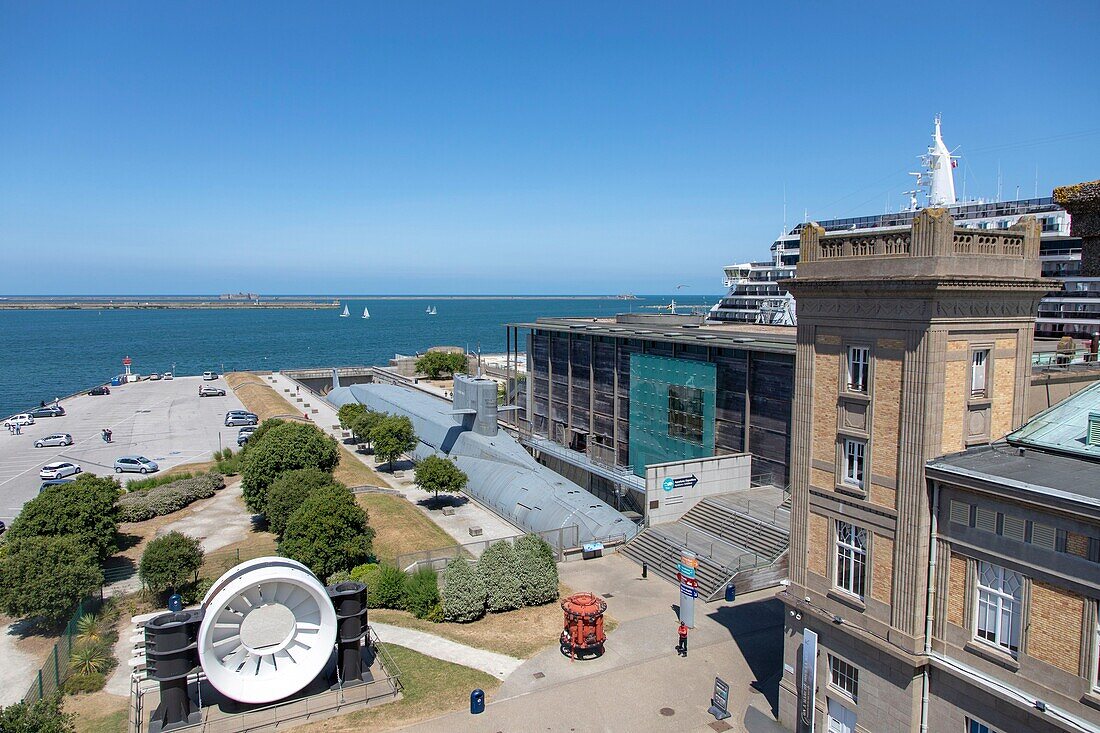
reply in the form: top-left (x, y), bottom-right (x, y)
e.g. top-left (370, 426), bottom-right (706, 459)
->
top-left (680, 498), bottom-right (788, 561)
top-left (619, 526), bottom-right (730, 597)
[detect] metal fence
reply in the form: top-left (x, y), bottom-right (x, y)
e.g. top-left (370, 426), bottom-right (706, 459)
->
top-left (394, 525), bottom-right (584, 573)
top-left (21, 591), bottom-right (104, 704)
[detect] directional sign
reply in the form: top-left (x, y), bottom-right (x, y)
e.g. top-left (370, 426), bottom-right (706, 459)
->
top-left (665, 474), bottom-right (698, 490)
top-left (677, 563), bottom-right (696, 579)
top-left (676, 574), bottom-right (698, 589)
top-left (708, 677), bottom-right (731, 721)
top-left (679, 584), bottom-right (699, 598)
top-left (662, 477), bottom-right (675, 492)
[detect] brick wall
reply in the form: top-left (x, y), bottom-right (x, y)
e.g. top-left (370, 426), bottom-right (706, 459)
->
top-left (869, 483), bottom-right (896, 511)
top-left (1066, 532), bottom-right (1090, 558)
top-left (947, 552), bottom-right (967, 627)
top-left (872, 534), bottom-right (894, 604)
top-left (941, 343), bottom-right (969, 454)
top-left (813, 345), bottom-right (839, 466)
top-left (871, 354), bottom-right (901, 479)
top-left (810, 466), bottom-right (834, 491)
top-left (990, 347), bottom-right (1018, 440)
top-left (808, 511), bottom-right (828, 578)
top-left (1028, 580), bottom-right (1085, 675)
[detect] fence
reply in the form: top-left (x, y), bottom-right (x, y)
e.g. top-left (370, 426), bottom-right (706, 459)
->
top-left (21, 591), bottom-right (104, 704)
top-left (394, 525), bottom-right (584, 573)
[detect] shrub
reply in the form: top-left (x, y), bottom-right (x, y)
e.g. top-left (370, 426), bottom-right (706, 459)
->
top-left (370, 415), bottom-right (416, 471)
top-left (337, 403), bottom-right (367, 430)
top-left (405, 567), bottom-right (440, 619)
top-left (514, 536), bottom-right (560, 607)
top-left (372, 565), bottom-right (408, 610)
top-left (280, 485), bottom-right (374, 579)
top-left (240, 418), bottom-right (286, 454)
top-left (0, 536), bottom-right (103, 625)
top-left (117, 473), bottom-right (225, 523)
top-left (125, 472), bottom-right (196, 492)
top-left (76, 612), bottom-right (113, 645)
top-left (140, 532), bottom-right (204, 596)
top-left (327, 570), bottom-right (353, 585)
top-left (69, 639), bottom-right (112, 676)
top-left (214, 448), bottom-right (243, 475)
top-left (0, 692), bottom-right (74, 733)
top-left (415, 351), bottom-right (467, 379)
top-left (241, 422), bottom-right (339, 515)
top-left (8, 474), bottom-right (120, 561)
top-left (476, 541), bottom-right (523, 613)
top-left (424, 602), bottom-right (444, 623)
top-left (266, 468), bottom-right (342, 537)
top-left (349, 563), bottom-right (382, 607)
top-left (441, 558), bottom-right (486, 623)
top-left (185, 576), bottom-right (216, 606)
top-left (414, 455), bottom-right (468, 499)
top-left (62, 672), bottom-right (106, 695)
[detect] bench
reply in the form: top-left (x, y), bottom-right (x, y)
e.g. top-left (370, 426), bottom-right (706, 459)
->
top-left (441, 507), bottom-right (456, 516)
top-left (469, 526), bottom-right (483, 537)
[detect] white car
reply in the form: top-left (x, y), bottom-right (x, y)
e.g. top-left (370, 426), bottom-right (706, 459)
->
top-left (202, 371), bottom-right (218, 381)
top-left (35, 433), bottom-right (73, 448)
top-left (114, 455), bottom-right (159, 474)
top-left (4, 414), bottom-right (35, 428)
top-left (163, 372), bottom-right (173, 380)
top-left (40, 461), bottom-right (82, 480)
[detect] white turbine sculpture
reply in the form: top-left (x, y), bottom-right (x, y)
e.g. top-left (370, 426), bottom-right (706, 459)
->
top-left (198, 557), bottom-right (337, 704)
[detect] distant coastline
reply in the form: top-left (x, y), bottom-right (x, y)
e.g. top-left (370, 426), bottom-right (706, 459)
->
top-left (0, 294), bottom-right (646, 309)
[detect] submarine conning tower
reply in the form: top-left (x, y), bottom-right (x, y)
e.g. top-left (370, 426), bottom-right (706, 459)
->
top-left (451, 373), bottom-right (499, 436)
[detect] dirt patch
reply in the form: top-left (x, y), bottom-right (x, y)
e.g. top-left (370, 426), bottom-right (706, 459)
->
top-left (199, 527), bottom-right (278, 579)
top-left (356, 493), bottom-right (454, 566)
top-left (66, 689), bottom-right (128, 733)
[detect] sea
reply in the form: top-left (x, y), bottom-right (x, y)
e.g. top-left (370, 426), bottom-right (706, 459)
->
top-left (0, 296), bottom-right (714, 417)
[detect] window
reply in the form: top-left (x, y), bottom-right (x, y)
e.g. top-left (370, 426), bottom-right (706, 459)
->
top-left (971, 350), bottom-right (989, 397)
top-left (975, 561), bottom-right (1023, 655)
top-left (843, 439), bottom-right (865, 489)
top-left (846, 346), bottom-right (870, 393)
top-left (835, 521), bottom-right (867, 598)
top-left (1094, 602), bottom-right (1100, 692)
top-left (828, 655), bottom-right (858, 701)
top-left (667, 384), bottom-right (704, 444)
top-left (967, 719), bottom-right (1002, 733)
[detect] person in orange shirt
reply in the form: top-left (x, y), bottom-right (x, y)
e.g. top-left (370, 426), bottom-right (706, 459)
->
top-left (677, 621), bottom-right (689, 657)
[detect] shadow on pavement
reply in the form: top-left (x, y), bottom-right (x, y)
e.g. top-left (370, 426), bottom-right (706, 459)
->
top-left (706, 598), bottom-right (784, 717)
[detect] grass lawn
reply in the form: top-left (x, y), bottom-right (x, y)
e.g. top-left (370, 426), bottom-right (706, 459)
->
top-left (66, 690), bottom-right (127, 733)
top-left (225, 371), bottom-right (307, 421)
top-left (334, 445), bottom-right (385, 487)
top-left (199, 527), bottom-right (278, 579)
top-left (357, 493), bottom-right (453, 566)
top-left (299, 643), bottom-right (499, 733)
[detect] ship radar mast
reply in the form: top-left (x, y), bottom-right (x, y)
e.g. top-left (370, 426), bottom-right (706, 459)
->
top-left (907, 115), bottom-right (958, 209)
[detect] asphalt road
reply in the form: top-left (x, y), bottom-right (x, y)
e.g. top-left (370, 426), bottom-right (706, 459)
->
top-left (0, 375), bottom-right (247, 525)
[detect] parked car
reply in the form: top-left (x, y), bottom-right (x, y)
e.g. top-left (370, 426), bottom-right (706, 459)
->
top-left (199, 386), bottom-right (227, 397)
top-left (34, 433), bottom-right (73, 448)
top-left (39, 461), bottom-right (82, 480)
top-left (29, 405), bottom-right (65, 418)
top-left (149, 373), bottom-right (161, 381)
top-left (89, 385), bottom-right (111, 396)
top-left (4, 414), bottom-right (35, 428)
top-left (40, 478), bottom-right (75, 492)
top-left (0, 519), bottom-right (5, 534)
top-left (237, 425), bottom-right (258, 446)
top-left (163, 372), bottom-right (173, 380)
top-left (225, 412), bottom-right (258, 427)
top-left (114, 455), bottom-right (159, 474)
top-left (202, 371), bottom-right (218, 381)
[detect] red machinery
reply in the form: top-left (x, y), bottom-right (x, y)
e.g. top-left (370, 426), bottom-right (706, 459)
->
top-left (560, 592), bottom-right (607, 660)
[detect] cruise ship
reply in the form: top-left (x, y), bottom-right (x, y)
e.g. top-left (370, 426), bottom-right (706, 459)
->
top-left (708, 118), bottom-right (1087, 336)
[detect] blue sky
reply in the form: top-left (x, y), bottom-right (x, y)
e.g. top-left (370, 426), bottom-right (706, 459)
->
top-left (2, 1), bottom-right (1098, 295)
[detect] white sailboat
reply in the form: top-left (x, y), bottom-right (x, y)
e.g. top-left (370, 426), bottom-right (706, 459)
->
top-left (339, 304), bottom-right (350, 317)
top-left (362, 307), bottom-right (370, 319)
top-left (428, 306), bottom-right (437, 315)
top-left (425, 305), bottom-right (432, 314)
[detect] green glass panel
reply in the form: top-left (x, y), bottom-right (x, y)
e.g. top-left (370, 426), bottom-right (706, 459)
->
top-left (628, 354), bottom-right (716, 476)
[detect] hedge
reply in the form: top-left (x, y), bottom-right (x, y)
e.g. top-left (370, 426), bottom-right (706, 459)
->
top-left (441, 558), bottom-right (487, 622)
top-left (116, 473), bottom-right (226, 523)
top-left (514, 534), bottom-right (559, 606)
top-left (476, 541), bottom-right (523, 613)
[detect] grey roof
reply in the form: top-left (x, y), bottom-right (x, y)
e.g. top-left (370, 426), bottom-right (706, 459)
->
top-left (926, 443), bottom-right (1100, 512)
top-left (326, 383), bottom-right (637, 546)
top-left (508, 317), bottom-right (796, 355)
top-left (1008, 380), bottom-right (1100, 460)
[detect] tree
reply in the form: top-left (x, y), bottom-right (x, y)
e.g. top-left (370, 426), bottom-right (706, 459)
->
top-left (0, 536), bottom-right (103, 626)
top-left (414, 455), bottom-right (468, 500)
top-left (441, 558), bottom-right (486, 622)
top-left (476, 541), bottom-right (523, 613)
top-left (280, 485), bottom-right (375, 579)
top-left (267, 468), bottom-right (342, 537)
top-left (514, 534), bottom-right (559, 606)
top-left (370, 415), bottom-right (417, 471)
top-left (0, 693), bottom-right (75, 733)
top-left (337, 403), bottom-right (367, 430)
top-left (415, 351), bottom-right (467, 379)
top-left (240, 418), bottom-right (286, 454)
top-left (241, 421), bottom-right (339, 515)
top-left (140, 531), bottom-right (204, 596)
top-left (350, 409), bottom-right (385, 446)
top-left (372, 565), bottom-right (408, 609)
top-left (404, 567), bottom-right (440, 619)
top-left (7, 474), bottom-right (119, 561)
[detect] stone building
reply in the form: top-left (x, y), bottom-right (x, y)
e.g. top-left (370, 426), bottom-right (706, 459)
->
top-left (775, 208), bottom-right (1098, 732)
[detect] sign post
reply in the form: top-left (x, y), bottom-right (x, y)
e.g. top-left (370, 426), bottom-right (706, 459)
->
top-left (677, 549), bottom-right (698, 628)
top-left (797, 628), bottom-right (818, 733)
top-left (707, 676), bottom-right (731, 721)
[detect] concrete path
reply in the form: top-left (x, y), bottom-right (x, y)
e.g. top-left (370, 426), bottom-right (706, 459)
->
top-left (0, 621), bottom-right (42, 706)
top-left (371, 622), bottom-right (523, 680)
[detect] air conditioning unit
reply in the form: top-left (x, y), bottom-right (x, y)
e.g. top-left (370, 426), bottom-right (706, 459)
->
top-left (1088, 412), bottom-right (1100, 447)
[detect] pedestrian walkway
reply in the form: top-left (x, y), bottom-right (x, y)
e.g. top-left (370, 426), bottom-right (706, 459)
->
top-left (371, 622), bottom-right (523, 680)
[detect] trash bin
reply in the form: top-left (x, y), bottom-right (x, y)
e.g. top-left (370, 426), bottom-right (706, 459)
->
top-left (724, 583), bottom-right (736, 603)
top-left (470, 688), bottom-right (485, 714)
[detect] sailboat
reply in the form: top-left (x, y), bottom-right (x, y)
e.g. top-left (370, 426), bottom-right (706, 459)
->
top-left (362, 307), bottom-right (370, 319)
top-left (425, 305), bottom-right (432, 314)
top-left (428, 306), bottom-right (437, 316)
top-left (340, 304), bottom-right (350, 317)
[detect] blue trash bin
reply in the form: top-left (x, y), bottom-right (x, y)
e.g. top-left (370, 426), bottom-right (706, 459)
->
top-left (724, 583), bottom-right (736, 603)
top-left (168, 593), bottom-right (183, 612)
top-left (470, 688), bottom-right (485, 714)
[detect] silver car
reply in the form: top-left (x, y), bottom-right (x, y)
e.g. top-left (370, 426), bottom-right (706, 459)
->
top-left (114, 455), bottom-right (159, 474)
top-left (40, 461), bottom-right (82, 480)
top-left (34, 433), bottom-right (73, 448)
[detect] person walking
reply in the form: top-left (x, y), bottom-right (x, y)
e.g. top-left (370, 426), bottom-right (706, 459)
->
top-left (106, 428), bottom-right (113, 443)
top-left (677, 621), bottom-right (689, 657)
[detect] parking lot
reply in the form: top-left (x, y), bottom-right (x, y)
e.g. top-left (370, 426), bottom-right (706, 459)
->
top-left (0, 375), bottom-right (247, 525)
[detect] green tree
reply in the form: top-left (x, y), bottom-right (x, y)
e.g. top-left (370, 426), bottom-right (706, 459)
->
top-left (266, 468), bottom-right (342, 537)
top-left (415, 351), bottom-right (468, 379)
top-left (372, 565), bottom-right (408, 609)
top-left (370, 415), bottom-right (417, 471)
top-left (139, 531), bottom-right (204, 596)
top-left (241, 421), bottom-right (339, 515)
top-left (0, 536), bottom-right (103, 625)
top-left (514, 534), bottom-right (560, 606)
top-left (476, 541), bottom-right (523, 613)
top-left (413, 455), bottom-right (468, 500)
top-left (337, 402), bottom-right (367, 430)
top-left (0, 692), bottom-right (75, 733)
top-left (280, 485), bottom-right (375, 579)
top-left (405, 567), bottom-right (440, 619)
top-left (240, 418), bottom-right (286, 454)
top-left (350, 409), bottom-right (385, 446)
top-left (441, 558), bottom-right (486, 622)
top-left (7, 474), bottom-right (119, 561)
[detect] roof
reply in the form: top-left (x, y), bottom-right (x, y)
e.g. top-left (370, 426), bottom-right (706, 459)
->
top-left (1008, 379), bottom-right (1100, 460)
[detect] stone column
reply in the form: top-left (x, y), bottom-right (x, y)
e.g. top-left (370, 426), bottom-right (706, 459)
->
top-left (1054, 180), bottom-right (1100, 277)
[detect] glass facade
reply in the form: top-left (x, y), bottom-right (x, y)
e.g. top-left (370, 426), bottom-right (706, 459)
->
top-left (628, 354), bottom-right (716, 476)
